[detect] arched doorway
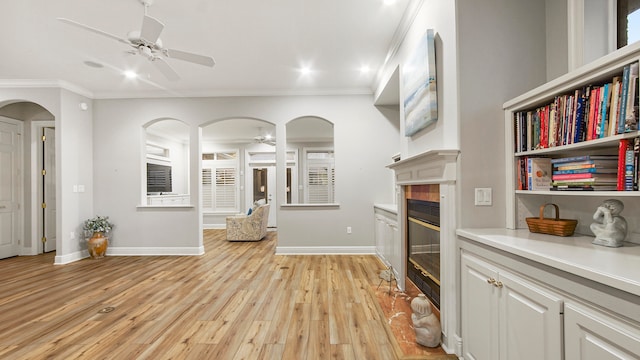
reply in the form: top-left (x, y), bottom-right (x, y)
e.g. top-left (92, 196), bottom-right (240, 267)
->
top-left (200, 118), bottom-right (278, 228)
top-left (0, 101), bottom-right (55, 259)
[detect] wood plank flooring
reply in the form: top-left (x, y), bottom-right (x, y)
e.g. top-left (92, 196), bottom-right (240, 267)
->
top-left (0, 230), bottom-right (426, 359)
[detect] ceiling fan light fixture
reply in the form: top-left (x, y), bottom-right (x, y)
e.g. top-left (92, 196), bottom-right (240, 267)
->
top-left (124, 70), bottom-right (138, 79)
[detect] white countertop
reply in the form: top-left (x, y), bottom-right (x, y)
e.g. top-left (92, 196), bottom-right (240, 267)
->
top-left (374, 204), bottom-right (398, 214)
top-left (457, 228), bottom-right (640, 297)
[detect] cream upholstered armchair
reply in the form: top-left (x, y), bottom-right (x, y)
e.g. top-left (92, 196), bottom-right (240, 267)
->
top-left (226, 204), bottom-right (270, 241)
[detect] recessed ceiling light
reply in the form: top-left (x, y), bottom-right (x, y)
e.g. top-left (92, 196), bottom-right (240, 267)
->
top-left (124, 70), bottom-right (138, 79)
top-left (299, 66), bottom-right (312, 75)
top-left (360, 65), bottom-right (371, 74)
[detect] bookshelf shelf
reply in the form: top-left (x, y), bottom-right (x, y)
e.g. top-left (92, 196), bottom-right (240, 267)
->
top-left (505, 43), bottom-right (640, 232)
top-left (515, 190), bottom-right (640, 197)
top-left (514, 131), bottom-right (640, 157)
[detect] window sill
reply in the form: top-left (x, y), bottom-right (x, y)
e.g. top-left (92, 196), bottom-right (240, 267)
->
top-left (280, 203), bottom-right (340, 209)
top-left (137, 205), bottom-right (195, 210)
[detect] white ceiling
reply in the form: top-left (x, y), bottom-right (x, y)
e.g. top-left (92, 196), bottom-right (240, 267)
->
top-left (0, 0), bottom-right (415, 99)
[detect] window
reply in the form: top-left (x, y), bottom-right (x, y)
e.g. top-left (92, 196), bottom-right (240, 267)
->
top-left (147, 163), bottom-right (172, 193)
top-left (143, 119), bottom-right (189, 205)
top-left (285, 117), bottom-right (334, 204)
top-left (202, 151), bottom-right (239, 212)
top-left (618, 0), bottom-right (640, 48)
top-left (305, 149), bottom-right (335, 204)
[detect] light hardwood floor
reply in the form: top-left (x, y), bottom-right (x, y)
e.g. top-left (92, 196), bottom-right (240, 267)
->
top-left (0, 230), bottom-right (432, 360)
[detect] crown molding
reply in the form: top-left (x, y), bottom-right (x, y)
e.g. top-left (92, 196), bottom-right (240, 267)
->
top-left (91, 86), bottom-right (375, 100)
top-left (0, 79), bottom-right (94, 99)
top-left (373, 0), bottom-right (424, 91)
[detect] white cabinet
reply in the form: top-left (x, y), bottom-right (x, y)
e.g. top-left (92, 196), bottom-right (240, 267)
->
top-left (565, 302), bottom-right (640, 360)
top-left (374, 206), bottom-right (400, 275)
top-left (461, 250), bottom-right (563, 360)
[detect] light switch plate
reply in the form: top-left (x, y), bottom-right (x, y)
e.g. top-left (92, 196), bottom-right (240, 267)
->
top-left (474, 188), bottom-right (492, 206)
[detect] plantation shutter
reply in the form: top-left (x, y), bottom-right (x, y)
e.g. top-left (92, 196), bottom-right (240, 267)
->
top-left (215, 167), bottom-right (237, 210)
top-left (202, 168), bottom-right (213, 210)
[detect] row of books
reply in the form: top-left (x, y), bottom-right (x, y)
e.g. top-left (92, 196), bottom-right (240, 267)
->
top-left (514, 62), bottom-right (639, 153)
top-left (517, 138), bottom-right (640, 191)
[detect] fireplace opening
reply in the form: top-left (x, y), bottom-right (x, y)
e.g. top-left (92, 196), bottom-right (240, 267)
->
top-left (407, 199), bottom-right (440, 309)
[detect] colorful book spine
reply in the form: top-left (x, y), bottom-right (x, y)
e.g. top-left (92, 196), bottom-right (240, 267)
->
top-left (625, 63), bottom-right (639, 132)
top-left (551, 155), bottom-right (618, 164)
top-left (599, 83), bottom-right (610, 138)
top-left (552, 173), bottom-right (617, 181)
top-left (619, 64), bottom-right (630, 134)
top-left (617, 139), bottom-right (629, 191)
top-left (625, 144), bottom-right (635, 191)
top-left (553, 167), bottom-right (604, 175)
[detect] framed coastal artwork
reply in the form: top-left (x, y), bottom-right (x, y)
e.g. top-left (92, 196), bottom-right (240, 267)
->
top-left (403, 29), bottom-right (437, 136)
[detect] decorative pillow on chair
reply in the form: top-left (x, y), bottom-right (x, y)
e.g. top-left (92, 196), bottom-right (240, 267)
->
top-left (247, 207), bottom-right (253, 215)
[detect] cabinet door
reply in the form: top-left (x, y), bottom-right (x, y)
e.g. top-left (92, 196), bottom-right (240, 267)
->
top-left (461, 251), bottom-right (500, 360)
top-left (565, 302), bottom-right (640, 360)
top-left (388, 219), bottom-right (401, 276)
top-left (374, 214), bottom-right (387, 264)
top-left (498, 271), bottom-right (563, 360)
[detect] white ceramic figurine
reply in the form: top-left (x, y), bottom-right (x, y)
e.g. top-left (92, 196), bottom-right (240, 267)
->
top-left (590, 199), bottom-right (627, 248)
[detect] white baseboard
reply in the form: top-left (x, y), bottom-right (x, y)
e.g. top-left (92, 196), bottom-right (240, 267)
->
top-left (275, 246), bottom-right (375, 255)
top-left (107, 246), bottom-right (205, 256)
top-left (203, 224), bottom-right (225, 230)
top-left (55, 250), bottom-right (88, 264)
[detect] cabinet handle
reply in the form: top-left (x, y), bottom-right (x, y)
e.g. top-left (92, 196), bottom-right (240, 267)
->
top-left (495, 281), bottom-right (503, 288)
top-left (486, 278), bottom-right (496, 285)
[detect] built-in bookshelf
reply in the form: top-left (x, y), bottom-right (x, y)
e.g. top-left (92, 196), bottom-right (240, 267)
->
top-left (504, 41), bottom-right (640, 233)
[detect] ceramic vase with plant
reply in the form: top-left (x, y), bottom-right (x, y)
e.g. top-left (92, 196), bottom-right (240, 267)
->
top-left (83, 215), bottom-right (113, 259)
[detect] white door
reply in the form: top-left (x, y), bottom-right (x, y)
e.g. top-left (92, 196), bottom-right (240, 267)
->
top-left (0, 119), bottom-right (22, 259)
top-left (43, 127), bottom-right (56, 252)
top-left (250, 166), bottom-right (277, 227)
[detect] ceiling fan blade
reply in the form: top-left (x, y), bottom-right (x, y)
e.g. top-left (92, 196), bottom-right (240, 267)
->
top-left (140, 15), bottom-right (164, 44)
top-left (57, 18), bottom-right (130, 45)
top-left (152, 57), bottom-right (180, 81)
top-left (166, 49), bottom-right (215, 67)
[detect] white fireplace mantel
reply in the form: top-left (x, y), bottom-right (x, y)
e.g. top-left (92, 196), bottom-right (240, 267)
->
top-left (386, 149), bottom-right (459, 185)
top-left (385, 148), bottom-right (460, 354)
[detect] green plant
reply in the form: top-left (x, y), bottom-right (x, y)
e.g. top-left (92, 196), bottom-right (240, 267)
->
top-left (83, 215), bottom-right (113, 234)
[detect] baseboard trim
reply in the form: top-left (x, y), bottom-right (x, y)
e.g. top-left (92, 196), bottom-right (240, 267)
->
top-left (107, 246), bottom-right (205, 256)
top-left (275, 246), bottom-right (375, 255)
top-left (55, 250), bottom-right (88, 265)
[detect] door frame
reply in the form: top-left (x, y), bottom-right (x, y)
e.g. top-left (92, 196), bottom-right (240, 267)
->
top-left (30, 120), bottom-right (55, 255)
top-left (245, 150), bottom-right (277, 228)
top-left (0, 117), bottom-right (24, 258)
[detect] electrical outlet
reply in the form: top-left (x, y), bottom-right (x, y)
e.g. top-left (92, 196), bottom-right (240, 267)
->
top-left (347, 226), bottom-right (352, 234)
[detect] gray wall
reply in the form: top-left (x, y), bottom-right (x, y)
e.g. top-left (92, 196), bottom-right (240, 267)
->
top-left (457, 0), bottom-right (547, 229)
top-left (92, 95), bottom-right (398, 251)
top-left (0, 86), bottom-right (93, 263)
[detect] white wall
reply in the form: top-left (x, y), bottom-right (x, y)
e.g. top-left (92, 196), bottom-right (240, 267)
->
top-left (92, 95), bottom-right (398, 252)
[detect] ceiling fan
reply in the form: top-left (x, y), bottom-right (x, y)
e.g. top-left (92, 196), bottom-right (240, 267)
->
top-left (253, 128), bottom-right (276, 146)
top-left (57, 0), bottom-right (215, 81)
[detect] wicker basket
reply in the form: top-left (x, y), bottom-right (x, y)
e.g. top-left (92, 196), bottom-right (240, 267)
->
top-left (526, 203), bottom-right (577, 237)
